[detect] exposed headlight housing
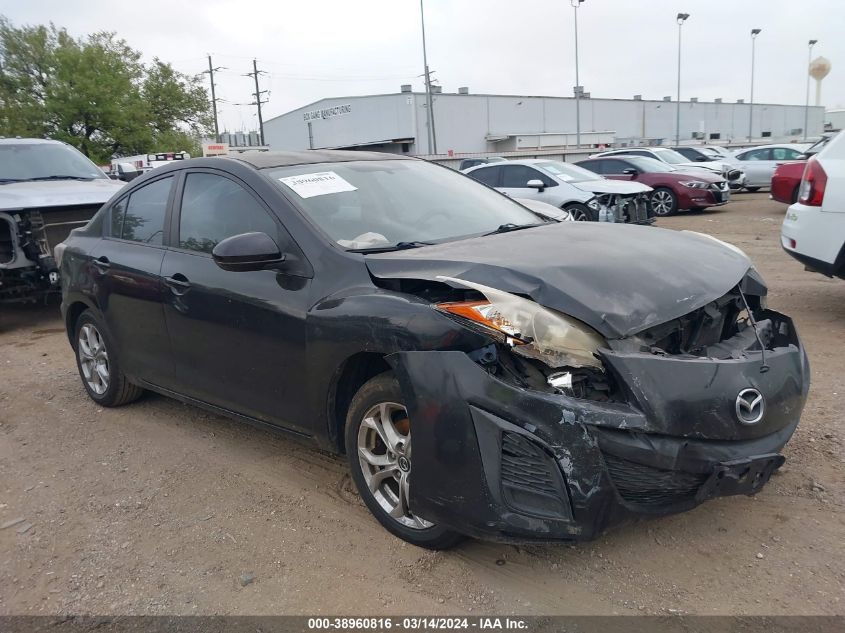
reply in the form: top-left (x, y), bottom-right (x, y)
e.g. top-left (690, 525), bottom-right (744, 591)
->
top-left (435, 276), bottom-right (606, 369)
top-left (587, 198), bottom-right (601, 211)
top-left (681, 181), bottom-right (708, 189)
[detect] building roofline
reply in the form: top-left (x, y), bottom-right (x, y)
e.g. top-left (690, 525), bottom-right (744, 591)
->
top-left (265, 92), bottom-right (823, 124)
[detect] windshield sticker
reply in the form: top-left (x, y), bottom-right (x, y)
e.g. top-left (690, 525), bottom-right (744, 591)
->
top-left (278, 171), bottom-right (357, 198)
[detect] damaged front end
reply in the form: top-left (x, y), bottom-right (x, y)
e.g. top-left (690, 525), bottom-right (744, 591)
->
top-left (0, 205), bottom-right (97, 303)
top-left (386, 269), bottom-right (809, 542)
top-left (592, 191), bottom-right (654, 225)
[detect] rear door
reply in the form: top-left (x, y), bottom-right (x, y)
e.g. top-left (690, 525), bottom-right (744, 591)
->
top-left (94, 174), bottom-right (175, 386)
top-left (736, 148), bottom-right (773, 186)
top-left (160, 169), bottom-right (312, 432)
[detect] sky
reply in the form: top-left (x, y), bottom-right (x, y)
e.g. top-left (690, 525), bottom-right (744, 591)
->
top-left (2, 0), bottom-right (842, 133)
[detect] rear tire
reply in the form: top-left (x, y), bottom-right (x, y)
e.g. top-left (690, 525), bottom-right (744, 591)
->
top-left (791, 186), bottom-right (800, 204)
top-left (650, 187), bottom-right (678, 216)
top-left (74, 310), bottom-right (144, 407)
top-left (745, 186), bottom-right (761, 193)
top-left (345, 372), bottom-right (463, 549)
top-left (565, 202), bottom-right (597, 222)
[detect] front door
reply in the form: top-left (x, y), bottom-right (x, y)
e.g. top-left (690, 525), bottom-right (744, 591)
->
top-left (498, 164), bottom-right (558, 204)
top-left (94, 175), bottom-right (175, 386)
top-left (160, 170), bottom-right (312, 432)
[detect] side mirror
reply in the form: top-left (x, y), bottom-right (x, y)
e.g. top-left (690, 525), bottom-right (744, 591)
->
top-left (695, 156), bottom-right (708, 162)
top-left (116, 162), bottom-right (141, 182)
top-left (212, 232), bottom-right (285, 272)
top-left (622, 168), bottom-right (638, 176)
top-left (526, 179), bottom-right (545, 191)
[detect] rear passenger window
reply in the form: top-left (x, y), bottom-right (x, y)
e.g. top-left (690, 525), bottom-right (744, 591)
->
top-left (178, 173), bottom-right (277, 254)
top-left (469, 166), bottom-right (500, 186)
top-left (120, 177), bottom-right (173, 245)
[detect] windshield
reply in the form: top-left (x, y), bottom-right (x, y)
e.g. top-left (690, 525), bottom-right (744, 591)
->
top-left (652, 148), bottom-right (694, 165)
top-left (0, 143), bottom-right (107, 181)
top-left (536, 161), bottom-right (598, 182)
top-left (266, 159), bottom-right (546, 250)
top-left (625, 156), bottom-right (677, 173)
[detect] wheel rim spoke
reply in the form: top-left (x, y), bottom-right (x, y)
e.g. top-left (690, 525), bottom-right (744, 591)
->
top-left (359, 447), bottom-right (393, 467)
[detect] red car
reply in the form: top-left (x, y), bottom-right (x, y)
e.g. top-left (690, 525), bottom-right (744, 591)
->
top-left (770, 135), bottom-right (833, 204)
top-left (576, 156), bottom-right (729, 216)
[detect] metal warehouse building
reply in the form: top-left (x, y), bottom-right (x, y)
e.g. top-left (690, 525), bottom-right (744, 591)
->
top-left (263, 87), bottom-right (825, 157)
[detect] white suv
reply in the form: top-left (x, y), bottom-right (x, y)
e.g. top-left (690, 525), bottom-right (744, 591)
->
top-left (781, 131), bottom-right (845, 278)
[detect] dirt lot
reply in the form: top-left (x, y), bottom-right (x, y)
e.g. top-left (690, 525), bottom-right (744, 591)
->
top-left (1, 193), bottom-right (843, 616)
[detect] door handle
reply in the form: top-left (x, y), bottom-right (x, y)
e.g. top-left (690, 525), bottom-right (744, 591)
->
top-left (164, 274), bottom-right (191, 295)
top-left (92, 256), bottom-right (110, 271)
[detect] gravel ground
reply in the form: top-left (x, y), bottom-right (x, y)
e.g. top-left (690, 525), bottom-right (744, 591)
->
top-left (0, 192), bottom-right (843, 616)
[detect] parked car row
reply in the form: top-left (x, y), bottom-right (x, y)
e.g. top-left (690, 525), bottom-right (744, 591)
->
top-left (463, 159), bottom-right (653, 224)
top-left (56, 148), bottom-right (810, 549)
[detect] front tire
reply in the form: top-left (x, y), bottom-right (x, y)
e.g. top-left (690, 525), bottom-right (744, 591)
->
top-left (565, 202), bottom-right (597, 222)
top-left (650, 187), bottom-right (678, 216)
top-left (74, 310), bottom-right (144, 407)
top-left (345, 372), bottom-right (463, 549)
top-left (745, 186), bottom-right (761, 193)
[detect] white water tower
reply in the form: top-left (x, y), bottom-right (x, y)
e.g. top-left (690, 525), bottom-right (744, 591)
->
top-left (809, 56), bottom-right (831, 106)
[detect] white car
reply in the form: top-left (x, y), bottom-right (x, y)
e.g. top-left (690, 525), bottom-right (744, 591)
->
top-left (725, 144), bottom-right (810, 191)
top-left (781, 131), bottom-right (844, 278)
top-left (591, 147), bottom-right (746, 190)
top-left (464, 159), bottom-right (653, 224)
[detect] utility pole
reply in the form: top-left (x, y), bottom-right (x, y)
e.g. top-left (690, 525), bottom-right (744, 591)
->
top-left (571, 0), bottom-right (584, 149)
top-left (804, 39), bottom-right (817, 141)
top-left (675, 13), bottom-right (690, 146)
top-left (202, 55), bottom-right (225, 142)
top-left (245, 59), bottom-right (269, 146)
top-left (420, 0), bottom-right (437, 154)
top-left (749, 29), bottom-right (761, 142)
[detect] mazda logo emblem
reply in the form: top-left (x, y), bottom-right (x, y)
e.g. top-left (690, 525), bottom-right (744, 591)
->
top-left (736, 388), bottom-right (765, 425)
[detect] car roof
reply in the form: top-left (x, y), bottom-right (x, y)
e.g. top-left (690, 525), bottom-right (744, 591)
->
top-left (735, 143), bottom-right (807, 151)
top-left (228, 149), bottom-right (413, 169)
top-left (464, 158), bottom-right (549, 172)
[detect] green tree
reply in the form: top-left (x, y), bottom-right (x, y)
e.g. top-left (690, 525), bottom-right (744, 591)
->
top-left (0, 17), bottom-right (211, 163)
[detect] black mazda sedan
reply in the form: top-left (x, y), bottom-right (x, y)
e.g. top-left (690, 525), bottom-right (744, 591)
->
top-left (58, 150), bottom-right (810, 549)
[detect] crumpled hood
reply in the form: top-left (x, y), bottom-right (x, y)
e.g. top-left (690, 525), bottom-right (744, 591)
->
top-left (573, 179), bottom-right (652, 195)
top-left (366, 222), bottom-right (753, 339)
top-left (0, 179), bottom-right (125, 211)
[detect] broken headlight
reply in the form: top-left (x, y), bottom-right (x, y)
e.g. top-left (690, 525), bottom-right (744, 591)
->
top-left (435, 276), bottom-right (606, 370)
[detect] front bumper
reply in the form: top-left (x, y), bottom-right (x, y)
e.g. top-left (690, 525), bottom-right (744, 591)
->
top-left (389, 320), bottom-right (809, 542)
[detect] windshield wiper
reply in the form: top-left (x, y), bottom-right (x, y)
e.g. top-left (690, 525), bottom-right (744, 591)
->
top-left (348, 240), bottom-right (435, 254)
top-left (483, 222), bottom-right (545, 236)
top-left (23, 175), bottom-right (97, 181)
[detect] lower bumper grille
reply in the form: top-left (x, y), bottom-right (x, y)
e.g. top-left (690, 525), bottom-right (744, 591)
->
top-left (603, 453), bottom-right (708, 507)
top-left (500, 432), bottom-right (572, 519)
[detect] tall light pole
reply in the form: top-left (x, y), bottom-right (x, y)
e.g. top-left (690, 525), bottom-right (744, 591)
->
top-left (571, 0), bottom-right (584, 149)
top-left (804, 39), bottom-right (818, 140)
top-left (675, 13), bottom-right (689, 146)
top-left (748, 29), bottom-right (761, 142)
top-left (419, 0), bottom-right (437, 154)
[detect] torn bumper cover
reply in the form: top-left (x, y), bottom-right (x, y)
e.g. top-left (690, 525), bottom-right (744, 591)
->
top-left (388, 328), bottom-right (809, 542)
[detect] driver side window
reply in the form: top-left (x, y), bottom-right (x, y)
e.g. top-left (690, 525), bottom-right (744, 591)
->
top-left (178, 172), bottom-right (278, 254)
